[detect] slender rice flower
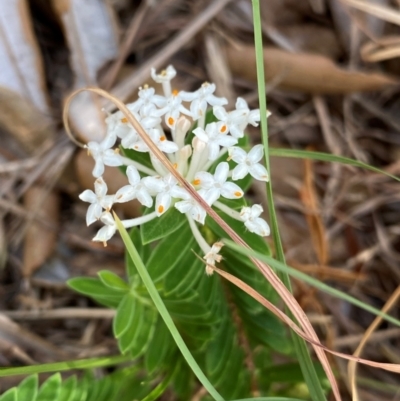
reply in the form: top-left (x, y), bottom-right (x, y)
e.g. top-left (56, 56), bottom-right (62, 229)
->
top-left (240, 205), bottom-right (270, 237)
top-left (228, 145), bottom-right (269, 181)
top-left (79, 65), bottom-right (271, 261)
top-left (79, 177), bottom-right (114, 226)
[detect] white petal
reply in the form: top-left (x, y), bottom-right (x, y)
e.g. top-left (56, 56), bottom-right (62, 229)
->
top-left (155, 192), bottom-right (171, 216)
top-left (115, 185), bottom-right (136, 203)
top-left (229, 147), bottom-right (247, 164)
top-left (235, 97), bottom-right (248, 110)
top-left (136, 188), bottom-right (153, 208)
top-left (213, 106), bottom-right (228, 121)
top-left (251, 204), bottom-right (263, 218)
top-left (86, 203), bottom-right (102, 226)
top-left (232, 164), bottom-right (249, 181)
top-left (221, 182), bottom-right (243, 199)
top-left (179, 90), bottom-right (198, 102)
top-left (126, 165), bottom-right (141, 186)
top-left (207, 143), bottom-right (220, 161)
top-left (204, 188), bottom-right (220, 205)
top-left (230, 125), bottom-right (244, 138)
top-left (171, 186), bottom-right (190, 200)
top-left (191, 206), bottom-right (206, 224)
top-left (215, 135), bottom-right (237, 148)
top-left (143, 176), bottom-right (165, 194)
top-left (175, 200), bottom-right (192, 214)
top-left (206, 94), bottom-right (228, 107)
top-left (100, 211), bottom-right (115, 226)
top-left (103, 150), bottom-right (123, 167)
top-left (159, 139), bottom-right (179, 153)
top-left (193, 127), bottom-right (209, 143)
top-left (249, 163), bottom-right (269, 182)
top-left (101, 133), bottom-right (117, 150)
top-left (93, 225), bottom-right (116, 243)
top-left (101, 195), bottom-right (115, 209)
top-left (79, 189), bottom-right (96, 204)
top-left (92, 159), bottom-right (105, 178)
top-left (214, 162), bottom-right (229, 184)
top-left (94, 177), bottom-right (108, 197)
top-left (248, 144), bottom-right (264, 163)
top-left (194, 171), bottom-right (214, 189)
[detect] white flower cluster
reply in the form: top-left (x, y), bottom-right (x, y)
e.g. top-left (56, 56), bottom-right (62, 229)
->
top-left (79, 65), bottom-right (271, 271)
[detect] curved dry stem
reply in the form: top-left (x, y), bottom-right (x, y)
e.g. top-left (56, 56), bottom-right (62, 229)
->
top-left (348, 285), bottom-right (400, 401)
top-left (212, 265), bottom-right (400, 374)
top-left (63, 86), bottom-right (338, 397)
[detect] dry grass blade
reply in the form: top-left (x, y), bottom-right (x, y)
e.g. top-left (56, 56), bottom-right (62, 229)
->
top-left (341, 0), bottom-right (400, 26)
top-left (361, 37), bottom-right (400, 62)
top-left (348, 286), bottom-right (400, 401)
top-left (63, 87), bottom-right (341, 400)
top-left (210, 265), bottom-right (400, 374)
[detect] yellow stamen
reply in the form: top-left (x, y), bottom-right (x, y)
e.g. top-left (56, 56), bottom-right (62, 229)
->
top-left (172, 89), bottom-right (179, 96)
top-left (168, 116), bottom-right (175, 126)
top-left (161, 69), bottom-right (167, 76)
top-left (160, 136), bottom-right (166, 142)
top-left (234, 191), bottom-right (242, 197)
top-left (173, 163), bottom-right (178, 169)
top-left (121, 117), bottom-right (128, 123)
top-left (192, 179), bottom-right (201, 186)
top-left (158, 205), bottom-right (164, 214)
top-left (220, 124), bottom-right (227, 133)
top-left (103, 241), bottom-right (107, 247)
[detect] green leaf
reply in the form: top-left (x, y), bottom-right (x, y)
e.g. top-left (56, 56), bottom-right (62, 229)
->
top-left (58, 376), bottom-right (77, 401)
top-left (120, 147), bottom-right (154, 172)
top-left (17, 375), bottom-right (38, 401)
top-left (36, 373), bottom-right (61, 401)
top-left (270, 147), bottom-right (400, 182)
top-left (129, 306), bottom-right (157, 359)
top-left (98, 270), bottom-right (129, 291)
top-left (141, 207), bottom-right (186, 244)
top-left (118, 297), bottom-right (143, 354)
top-left (67, 277), bottom-right (124, 308)
top-left (145, 318), bottom-right (175, 374)
top-left (0, 355), bottom-right (130, 377)
top-left (0, 388), bottom-right (17, 401)
top-left (113, 293), bottom-right (136, 338)
top-left (146, 222), bottom-right (193, 283)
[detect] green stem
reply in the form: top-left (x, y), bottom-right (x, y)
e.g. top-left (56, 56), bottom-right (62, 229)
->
top-left (251, 1), bottom-right (328, 400)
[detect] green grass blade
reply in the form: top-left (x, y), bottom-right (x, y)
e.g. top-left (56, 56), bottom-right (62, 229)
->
top-left (251, 1), bottom-right (328, 400)
top-left (223, 240), bottom-right (400, 328)
top-left (114, 214), bottom-right (225, 401)
top-left (0, 355), bottom-right (130, 377)
top-left (270, 148), bottom-right (400, 182)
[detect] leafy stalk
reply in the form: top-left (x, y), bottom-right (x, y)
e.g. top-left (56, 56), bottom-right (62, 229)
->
top-left (114, 213), bottom-right (225, 401)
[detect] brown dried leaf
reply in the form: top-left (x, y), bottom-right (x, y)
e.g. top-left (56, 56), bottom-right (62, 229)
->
top-left (22, 186), bottom-right (59, 278)
top-left (226, 44), bottom-right (398, 94)
top-left (299, 157), bottom-right (329, 265)
top-left (0, 87), bottom-right (53, 154)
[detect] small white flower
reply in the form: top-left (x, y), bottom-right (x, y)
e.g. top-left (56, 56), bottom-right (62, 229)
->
top-left (93, 211), bottom-right (117, 246)
top-left (194, 162), bottom-right (243, 205)
top-left (180, 82), bottom-right (227, 120)
top-left (213, 105), bottom-right (249, 138)
top-left (114, 166), bottom-right (153, 207)
top-left (152, 93), bottom-right (191, 129)
top-left (235, 97), bottom-right (263, 127)
top-left (79, 177), bottom-right (114, 226)
top-left (204, 241), bottom-right (224, 275)
top-left (86, 134), bottom-right (122, 178)
top-left (193, 122), bottom-right (237, 161)
top-left (173, 187), bottom-right (208, 224)
top-left (240, 205), bottom-right (270, 237)
top-left (151, 65), bottom-right (177, 97)
top-left (228, 145), bottom-right (269, 182)
top-left (143, 173), bottom-right (178, 216)
top-left (130, 86), bottom-right (167, 117)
